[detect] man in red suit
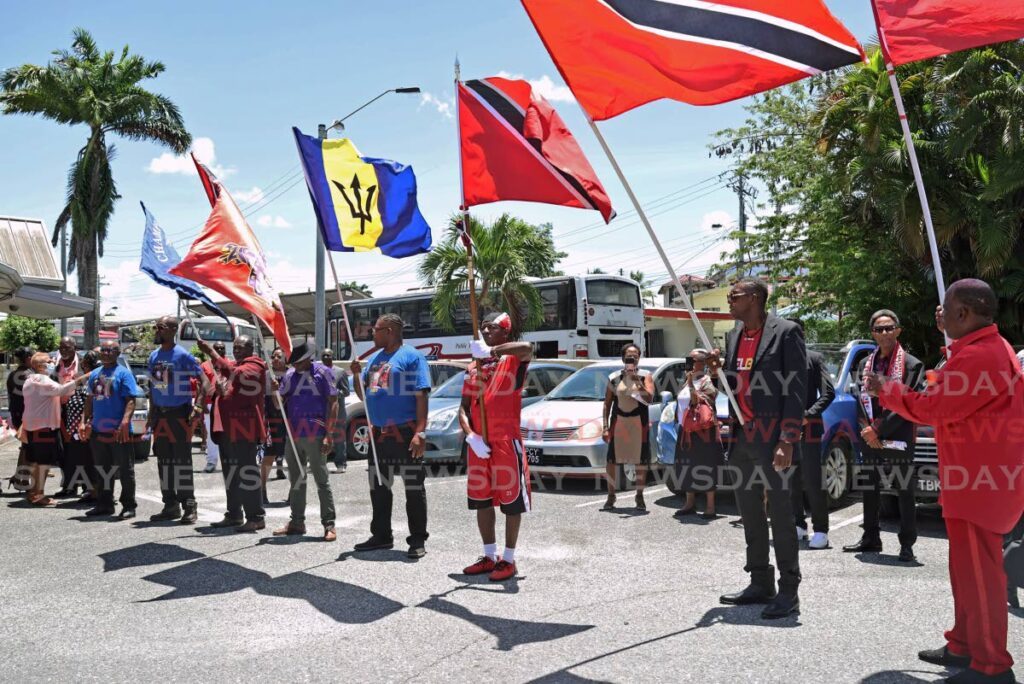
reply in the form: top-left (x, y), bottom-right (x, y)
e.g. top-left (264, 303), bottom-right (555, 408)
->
top-left (865, 279), bottom-right (1024, 684)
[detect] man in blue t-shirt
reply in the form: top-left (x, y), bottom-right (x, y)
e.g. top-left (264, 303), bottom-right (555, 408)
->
top-left (83, 340), bottom-right (142, 518)
top-left (350, 313), bottom-right (431, 559)
top-left (147, 315), bottom-right (211, 524)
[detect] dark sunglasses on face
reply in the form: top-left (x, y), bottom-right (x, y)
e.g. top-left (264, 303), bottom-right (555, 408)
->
top-left (726, 292), bottom-right (752, 303)
top-left (872, 325), bottom-right (898, 333)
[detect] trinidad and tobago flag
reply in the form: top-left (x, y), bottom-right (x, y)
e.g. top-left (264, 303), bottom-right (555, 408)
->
top-left (520, 0), bottom-right (864, 119)
top-left (458, 77), bottom-right (615, 223)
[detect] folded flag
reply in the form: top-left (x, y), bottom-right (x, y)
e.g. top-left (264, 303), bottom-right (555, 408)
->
top-left (520, 0), bottom-right (863, 119)
top-left (458, 76), bottom-right (615, 223)
top-left (872, 0), bottom-right (1024, 66)
top-left (138, 202), bottom-right (227, 320)
top-left (170, 155), bottom-right (292, 357)
top-left (292, 128), bottom-right (432, 259)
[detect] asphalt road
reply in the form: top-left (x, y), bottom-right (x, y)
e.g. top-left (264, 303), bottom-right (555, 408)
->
top-left (1, 441), bottom-right (1021, 683)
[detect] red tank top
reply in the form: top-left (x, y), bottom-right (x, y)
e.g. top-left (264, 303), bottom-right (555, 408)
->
top-left (462, 355), bottom-right (528, 440)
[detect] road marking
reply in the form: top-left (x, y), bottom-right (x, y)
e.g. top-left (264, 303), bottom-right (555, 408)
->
top-left (831, 513), bottom-right (865, 531)
top-left (425, 477), bottom-right (468, 487)
top-left (575, 485), bottom-right (667, 507)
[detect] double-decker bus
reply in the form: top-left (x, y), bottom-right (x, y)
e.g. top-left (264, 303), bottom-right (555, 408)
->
top-left (327, 275), bottom-right (644, 360)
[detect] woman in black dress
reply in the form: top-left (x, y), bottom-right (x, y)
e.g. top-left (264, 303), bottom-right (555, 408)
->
top-left (62, 351), bottom-right (99, 500)
top-left (673, 349), bottom-right (725, 520)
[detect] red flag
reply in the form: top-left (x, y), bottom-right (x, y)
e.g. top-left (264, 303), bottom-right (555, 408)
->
top-left (170, 155), bottom-right (292, 357)
top-left (873, 0), bottom-right (1024, 66)
top-left (459, 77), bottom-right (614, 222)
top-left (520, 0), bottom-right (863, 119)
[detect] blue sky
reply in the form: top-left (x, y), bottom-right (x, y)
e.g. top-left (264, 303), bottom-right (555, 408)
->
top-left (0, 0), bottom-right (878, 319)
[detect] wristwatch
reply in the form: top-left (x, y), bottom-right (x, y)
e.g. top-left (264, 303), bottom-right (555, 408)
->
top-left (415, 431), bottom-right (426, 440)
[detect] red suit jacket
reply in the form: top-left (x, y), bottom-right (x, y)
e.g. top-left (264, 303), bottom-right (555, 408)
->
top-left (879, 325), bottom-right (1024, 534)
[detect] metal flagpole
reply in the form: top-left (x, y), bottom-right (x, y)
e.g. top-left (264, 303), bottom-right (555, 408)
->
top-left (325, 250), bottom-right (383, 485)
top-left (248, 313), bottom-right (301, 481)
top-left (455, 57), bottom-right (489, 442)
top-left (582, 114), bottom-right (745, 423)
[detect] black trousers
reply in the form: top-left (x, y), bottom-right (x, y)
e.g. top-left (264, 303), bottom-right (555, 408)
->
top-left (219, 440), bottom-right (264, 521)
top-left (62, 439), bottom-right (96, 492)
top-left (858, 461), bottom-right (918, 547)
top-left (730, 434), bottom-right (801, 593)
top-left (152, 405), bottom-right (195, 507)
top-left (790, 441), bottom-right (830, 534)
top-left (368, 425), bottom-right (428, 547)
top-left (91, 433), bottom-right (136, 510)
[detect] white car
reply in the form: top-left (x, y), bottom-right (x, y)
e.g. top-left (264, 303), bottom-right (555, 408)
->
top-left (520, 358), bottom-right (690, 490)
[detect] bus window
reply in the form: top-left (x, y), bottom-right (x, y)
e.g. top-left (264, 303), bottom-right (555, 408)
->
top-left (537, 281), bottom-right (574, 330)
top-left (180, 321), bottom-right (233, 341)
top-left (586, 279), bottom-right (642, 307)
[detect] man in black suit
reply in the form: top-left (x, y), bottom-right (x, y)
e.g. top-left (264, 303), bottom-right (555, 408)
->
top-left (787, 318), bottom-right (836, 550)
top-left (710, 278), bottom-right (807, 619)
top-left (844, 309), bottom-right (924, 563)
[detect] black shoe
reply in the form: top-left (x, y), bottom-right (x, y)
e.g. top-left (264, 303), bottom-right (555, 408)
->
top-left (762, 592), bottom-right (800, 619)
top-left (262, 487), bottom-right (270, 505)
top-left (407, 546), bottom-right (426, 559)
top-left (118, 508), bottom-right (136, 519)
top-left (634, 491), bottom-right (646, 511)
top-left (149, 507), bottom-right (181, 522)
top-left (843, 537), bottom-right (883, 553)
top-left (353, 536), bottom-right (394, 552)
top-left (274, 469), bottom-right (286, 480)
top-left (180, 504), bottom-right (198, 525)
top-left (210, 516), bottom-right (244, 529)
top-left (85, 507), bottom-right (115, 517)
top-left (899, 546), bottom-right (918, 563)
top-left (700, 511), bottom-right (719, 520)
top-left (600, 494), bottom-right (616, 511)
top-left (919, 646), bottom-right (972, 668)
top-left (945, 668), bottom-right (1016, 683)
top-left (674, 507), bottom-right (696, 519)
top-left (720, 584), bottom-right (777, 605)
top-left (53, 488), bottom-right (76, 499)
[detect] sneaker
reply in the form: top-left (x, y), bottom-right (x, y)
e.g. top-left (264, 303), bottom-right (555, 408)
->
top-left (808, 532), bottom-right (830, 550)
top-left (795, 526), bottom-right (809, 541)
top-left (149, 507), bottom-right (181, 522)
top-left (203, 464), bottom-right (216, 473)
top-left (488, 560), bottom-right (517, 581)
top-left (463, 556), bottom-right (497, 575)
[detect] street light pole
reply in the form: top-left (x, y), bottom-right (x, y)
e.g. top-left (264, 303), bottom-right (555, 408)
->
top-left (313, 87), bottom-right (421, 350)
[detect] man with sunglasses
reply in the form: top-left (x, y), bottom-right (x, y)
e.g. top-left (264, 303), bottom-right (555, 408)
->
top-left (350, 313), bottom-right (431, 559)
top-left (845, 310), bottom-right (924, 563)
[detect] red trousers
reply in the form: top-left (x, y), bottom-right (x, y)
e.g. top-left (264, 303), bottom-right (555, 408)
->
top-left (945, 517), bottom-right (1014, 675)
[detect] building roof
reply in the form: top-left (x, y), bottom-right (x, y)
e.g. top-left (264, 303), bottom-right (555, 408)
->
top-left (0, 216), bottom-right (63, 288)
top-left (193, 288), bottom-right (371, 337)
top-left (644, 306), bottom-right (734, 321)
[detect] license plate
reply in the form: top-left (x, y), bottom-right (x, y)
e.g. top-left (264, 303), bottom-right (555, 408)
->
top-left (918, 478), bottom-right (940, 492)
top-left (526, 447), bottom-right (543, 464)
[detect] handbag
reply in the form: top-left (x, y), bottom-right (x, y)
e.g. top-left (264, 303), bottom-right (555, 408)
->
top-left (681, 396), bottom-right (716, 434)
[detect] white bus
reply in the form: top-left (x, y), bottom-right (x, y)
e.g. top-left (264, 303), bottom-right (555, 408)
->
top-left (327, 275), bottom-right (644, 361)
top-left (177, 316), bottom-right (260, 358)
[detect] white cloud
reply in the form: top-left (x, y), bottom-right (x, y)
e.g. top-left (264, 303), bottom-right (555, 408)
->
top-left (419, 92), bottom-right (453, 119)
top-left (146, 137), bottom-right (233, 177)
top-left (257, 215), bottom-right (292, 229)
top-left (234, 186), bottom-right (265, 205)
top-left (495, 71), bottom-right (576, 103)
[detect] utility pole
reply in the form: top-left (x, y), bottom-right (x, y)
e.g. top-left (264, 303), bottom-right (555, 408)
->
top-left (314, 123), bottom-right (327, 354)
top-left (60, 225), bottom-right (67, 337)
top-left (736, 173), bottom-right (747, 276)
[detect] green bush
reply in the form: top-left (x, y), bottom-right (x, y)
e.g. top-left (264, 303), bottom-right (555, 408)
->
top-left (0, 315), bottom-right (59, 353)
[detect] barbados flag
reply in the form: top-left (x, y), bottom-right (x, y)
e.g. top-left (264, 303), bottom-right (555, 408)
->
top-left (292, 127), bottom-right (432, 258)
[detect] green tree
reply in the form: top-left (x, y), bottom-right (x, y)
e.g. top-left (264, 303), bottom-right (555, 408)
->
top-left (624, 269), bottom-right (655, 306)
top-left (0, 316), bottom-right (59, 353)
top-left (1, 29), bottom-right (191, 348)
top-left (418, 213), bottom-right (565, 333)
top-left (337, 281), bottom-right (373, 297)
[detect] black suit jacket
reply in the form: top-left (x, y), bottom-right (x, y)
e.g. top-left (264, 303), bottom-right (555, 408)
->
top-left (724, 314), bottom-right (808, 447)
top-left (804, 350), bottom-right (836, 443)
top-left (856, 349), bottom-right (924, 457)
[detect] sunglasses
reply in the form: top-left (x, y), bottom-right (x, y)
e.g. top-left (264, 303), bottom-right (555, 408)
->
top-left (872, 325), bottom-right (898, 333)
top-left (726, 292), bottom-right (753, 303)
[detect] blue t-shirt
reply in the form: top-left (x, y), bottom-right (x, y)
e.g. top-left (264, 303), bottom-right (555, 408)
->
top-left (89, 365), bottom-right (142, 433)
top-left (148, 345), bottom-right (203, 407)
top-left (362, 345), bottom-right (431, 427)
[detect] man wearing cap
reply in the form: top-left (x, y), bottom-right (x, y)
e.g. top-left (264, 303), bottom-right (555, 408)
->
top-left (350, 313), bottom-right (431, 559)
top-left (459, 312), bottom-right (533, 581)
top-left (273, 341), bottom-right (339, 541)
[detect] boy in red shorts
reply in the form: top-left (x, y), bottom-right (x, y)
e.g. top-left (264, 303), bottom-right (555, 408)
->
top-left (459, 312), bottom-right (534, 581)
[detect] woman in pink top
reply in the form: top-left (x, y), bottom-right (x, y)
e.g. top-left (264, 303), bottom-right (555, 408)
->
top-left (22, 352), bottom-right (88, 505)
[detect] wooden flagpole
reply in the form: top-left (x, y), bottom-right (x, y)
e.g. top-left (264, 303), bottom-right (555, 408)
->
top-left (582, 114), bottom-right (745, 424)
top-left (455, 57), bottom-right (488, 441)
top-left (325, 250), bottom-right (383, 485)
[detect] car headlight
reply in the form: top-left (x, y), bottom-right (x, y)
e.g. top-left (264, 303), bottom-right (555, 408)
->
top-left (570, 418), bottom-right (604, 441)
top-left (426, 407), bottom-right (459, 432)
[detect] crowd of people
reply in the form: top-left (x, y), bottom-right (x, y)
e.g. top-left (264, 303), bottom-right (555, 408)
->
top-left (3, 276), bottom-right (1023, 682)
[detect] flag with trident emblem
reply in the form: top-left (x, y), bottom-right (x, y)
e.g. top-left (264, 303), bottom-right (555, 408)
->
top-left (292, 128), bottom-right (433, 258)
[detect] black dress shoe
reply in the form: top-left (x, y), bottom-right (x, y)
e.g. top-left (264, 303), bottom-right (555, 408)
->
top-left (919, 646), bottom-right (972, 668)
top-left (210, 516), bottom-right (244, 528)
top-left (149, 507), bottom-right (181, 522)
top-left (118, 508), bottom-right (136, 519)
top-left (762, 592), bottom-right (800, 619)
top-left (673, 507), bottom-right (696, 519)
top-left (407, 546), bottom-right (426, 559)
top-left (85, 507), bottom-right (115, 517)
top-left (945, 667), bottom-right (1016, 683)
top-left (899, 546), bottom-right (918, 563)
top-left (720, 584), bottom-right (777, 605)
top-left (353, 536), bottom-right (394, 552)
top-left (842, 537), bottom-right (883, 553)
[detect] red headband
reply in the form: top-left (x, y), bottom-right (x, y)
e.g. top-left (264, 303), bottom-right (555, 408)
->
top-left (487, 312), bottom-right (512, 331)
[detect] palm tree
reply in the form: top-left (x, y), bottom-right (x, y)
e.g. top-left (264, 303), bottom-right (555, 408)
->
top-left (338, 280), bottom-right (373, 297)
top-left (1, 29), bottom-right (191, 346)
top-left (627, 269), bottom-right (656, 306)
top-left (418, 213), bottom-right (565, 334)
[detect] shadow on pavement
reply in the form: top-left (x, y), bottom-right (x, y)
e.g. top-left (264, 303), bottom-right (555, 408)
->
top-left (859, 669), bottom-right (947, 682)
top-left (99, 542), bottom-right (205, 571)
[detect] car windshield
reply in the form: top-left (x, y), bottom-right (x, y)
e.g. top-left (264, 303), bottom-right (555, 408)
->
top-left (546, 365), bottom-right (655, 401)
top-left (431, 371), bottom-right (467, 399)
top-left (818, 350), bottom-right (846, 384)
